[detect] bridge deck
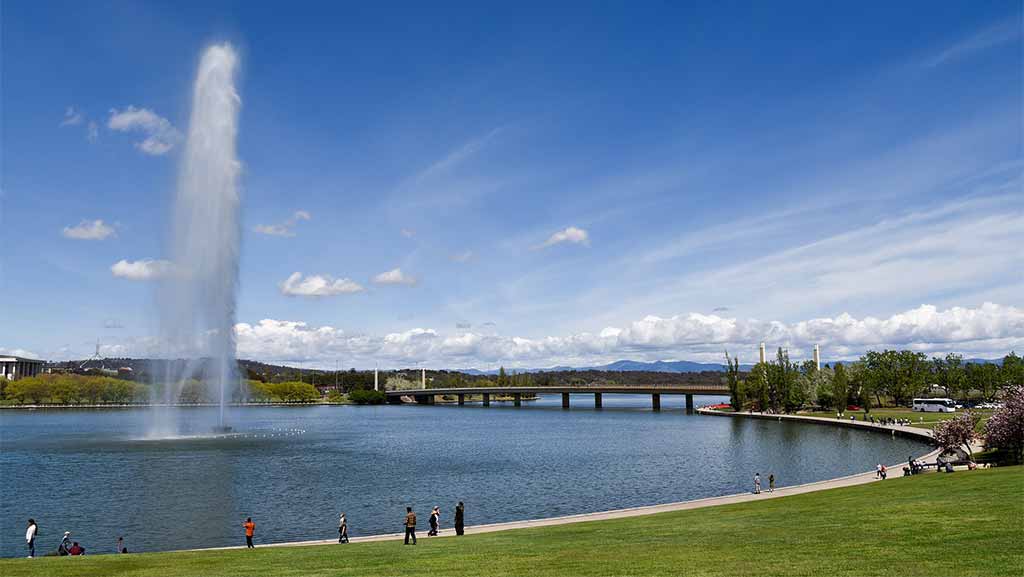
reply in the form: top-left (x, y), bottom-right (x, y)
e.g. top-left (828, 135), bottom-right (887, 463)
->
top-left (385, 385), bottom-right (728, 397)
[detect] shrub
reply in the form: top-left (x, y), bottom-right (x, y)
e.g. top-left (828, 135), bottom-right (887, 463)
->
top-left (348, 389), bottom-right (386, 405)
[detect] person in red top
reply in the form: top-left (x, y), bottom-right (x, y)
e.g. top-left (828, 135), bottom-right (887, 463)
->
top-left (69, 542), bottom-right (85, 556)
top-left (243, 517), bottom-right (256, 548)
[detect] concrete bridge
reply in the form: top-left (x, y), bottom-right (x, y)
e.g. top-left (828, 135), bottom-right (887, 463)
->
top-left (385, 385), bottom-right (729, 413)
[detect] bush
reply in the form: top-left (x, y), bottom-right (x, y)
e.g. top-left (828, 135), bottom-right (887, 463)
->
top-left (326, 389), bottom-right (345, 403)
top-left (348, 389), bottom-right (386, 405)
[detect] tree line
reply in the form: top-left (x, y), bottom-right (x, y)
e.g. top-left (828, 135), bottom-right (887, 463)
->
top-left (725, 349), bottom-right (1023, 414)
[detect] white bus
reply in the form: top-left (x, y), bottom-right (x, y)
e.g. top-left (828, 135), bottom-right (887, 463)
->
top-left (911, 398), bottom-right (956, 413)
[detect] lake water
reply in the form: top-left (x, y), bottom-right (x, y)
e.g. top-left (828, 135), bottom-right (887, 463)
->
top-left (0, 395), bottom-right (927, 557)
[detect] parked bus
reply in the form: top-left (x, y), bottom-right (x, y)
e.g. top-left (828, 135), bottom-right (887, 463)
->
top-left (911, 398), bottom-right (956, 413)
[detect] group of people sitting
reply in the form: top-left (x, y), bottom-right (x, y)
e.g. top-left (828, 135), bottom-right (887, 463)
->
top-left (24, 519), bottom-right (127, 558)
top-left (840, 414), bottom-right (912, 426)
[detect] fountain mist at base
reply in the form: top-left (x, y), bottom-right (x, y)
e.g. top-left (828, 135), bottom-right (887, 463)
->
top-left (150, 44), bottom-right (242, 437)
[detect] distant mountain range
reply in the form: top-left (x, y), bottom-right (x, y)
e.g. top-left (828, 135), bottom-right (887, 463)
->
top-left (459, 356), bottom-right (1006, 375)
top-left (459, 359), bottom-right (754, 375)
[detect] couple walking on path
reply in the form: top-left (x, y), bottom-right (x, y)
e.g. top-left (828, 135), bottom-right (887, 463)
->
top-left (405, 502), bottom-right (466, 544)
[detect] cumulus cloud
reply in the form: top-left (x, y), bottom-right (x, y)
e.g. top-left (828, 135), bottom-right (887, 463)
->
top-left (60, 107), bottom-right (83, 127)
top-left (62, 219), bottom-right (115, 240)
top-left (280, 272), bottom-right (364, 296)
top-left (373, 268), bottom-right (417, 286)
top-left (110, 259), bottom-right (174, 281)
top-left (254, 210), bottom-right (311, 237)
top-left (0, 347), bottom-right (41, 359)
top-left (107, 106), bottom-right (180, 155)
top-left (229, 303), bottom-right (1024, 368)
top-left (536, 226), bottom-right (590, 249)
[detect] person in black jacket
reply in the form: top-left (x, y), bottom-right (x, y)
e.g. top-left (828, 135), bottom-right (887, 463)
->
top-left (454, 502), bottom-right (465, 536)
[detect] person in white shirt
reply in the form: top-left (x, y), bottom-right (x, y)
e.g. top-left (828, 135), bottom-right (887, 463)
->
top-left (25, 519), bottom-right (37, 558)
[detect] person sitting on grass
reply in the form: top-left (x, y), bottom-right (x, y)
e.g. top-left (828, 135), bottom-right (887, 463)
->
top-left (69, 542), bottom-right (85, 555)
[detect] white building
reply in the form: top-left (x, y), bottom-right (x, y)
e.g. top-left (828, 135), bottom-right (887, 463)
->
top-left (1, 356), bottom-right (44, 380)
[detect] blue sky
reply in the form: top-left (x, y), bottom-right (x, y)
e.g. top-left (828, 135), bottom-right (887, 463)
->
top-left (1, 1), bottom-right (1021, 368)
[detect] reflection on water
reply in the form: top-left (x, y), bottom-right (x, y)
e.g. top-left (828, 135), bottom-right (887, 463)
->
top-left (0, 397), bottom-right (926, 556)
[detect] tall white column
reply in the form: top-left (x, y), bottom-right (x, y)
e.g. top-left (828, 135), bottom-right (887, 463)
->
top-left (374, 368), bottom-right (379, 391)
top-left (421, 368), bottom-right (426, 389)
top-left (813, 344), bottom-right (821, 371)
top-left (759, 342), bottom-right (766, 364)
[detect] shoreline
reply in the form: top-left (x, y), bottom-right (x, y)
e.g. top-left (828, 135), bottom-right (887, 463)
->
top-left (179, 410), bottom-right (937, 554)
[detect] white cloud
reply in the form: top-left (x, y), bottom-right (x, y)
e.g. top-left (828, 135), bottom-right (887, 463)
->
top-left (110, 259), bottom-right (174, 281)
top-left (226, 303), bottom-right (1024, 368)
top-left (536, 226), bottom-right (590, 249)
top-left (254, 210), bottom-right (312, 237)
top-left (0, 347), bottom-right (41, 359)
top-left (280, 272), bottom-right (364, 296)
top-left (373, 268), bottom-right (417, 286)
top-left (60, 107), bottom-right (83, 127)
top-left (107, 106), bottom-right (180, 155)
top-left (450, 250), bottom-right (475, 263)
top-left (926, 20), bottom-right (1020, 67)
top-left (63, 219), bottom-right (116, 240)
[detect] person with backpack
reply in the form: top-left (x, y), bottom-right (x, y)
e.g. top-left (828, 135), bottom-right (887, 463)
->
top-left (25, 519), bottom-right (37, 558)
top-left (428, 506), bottom-right (440, 536)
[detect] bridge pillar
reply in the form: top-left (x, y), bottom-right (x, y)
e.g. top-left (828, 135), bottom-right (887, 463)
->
top-left (562, 392), bottom-right (570, 408)
top-left (514, 393), bottom-right (522, 407)
top-left (458, 393), bottom-right (465, 406)
top-left (594, 392), bottom-right (603, 408)
top-left (686, 394), bottom-right (694, 414)
top-left (482, 393), bottom-right (490, 406)
top-left (652, 393), bottom-right (661, 411)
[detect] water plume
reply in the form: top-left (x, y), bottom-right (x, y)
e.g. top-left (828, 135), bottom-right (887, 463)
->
top-left (151, 44), bottom-right (242, 436)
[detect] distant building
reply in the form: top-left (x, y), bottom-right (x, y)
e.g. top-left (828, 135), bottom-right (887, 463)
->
top-left (1, 356), bottom-right (44, 380)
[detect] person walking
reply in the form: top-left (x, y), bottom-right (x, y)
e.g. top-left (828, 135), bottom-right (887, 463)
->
top-left (880, 464), bottom-right (887, 480)
top-left (454, 502), bottom-right (465, 536)
top-left (876, 463), bottom-right (882, 479)
top-left (338, 513), bottom-right (349, 544)
top-left (428, 506), bottom-right (439, 536)
top-left (25, 519), bottom-right (37, 558)
top-left (243, 517), bottom-right (256, 548)
top-left (753, 472), bottom-right (761, 494)
top-left (768, 474), bottom-right (775, 493)
top-left (117, 536), bottom-right (124, 554)
top-left (404, 507), bottom-right (417, 545)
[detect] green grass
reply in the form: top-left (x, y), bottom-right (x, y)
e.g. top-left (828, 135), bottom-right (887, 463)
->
top-left (799, 407), bottom-right (995, 430)
top-left (4, 467), bottom-right (1021, 577)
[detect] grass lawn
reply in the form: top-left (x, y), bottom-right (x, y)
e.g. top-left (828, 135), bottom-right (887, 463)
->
top-left (3, 467), bottom-right (1021, 577)
top-left (798, 407), bottom-right (995, 430)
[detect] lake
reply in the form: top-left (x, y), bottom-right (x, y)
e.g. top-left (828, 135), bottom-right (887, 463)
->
top-left (0, 395), bottom-right (927, 557)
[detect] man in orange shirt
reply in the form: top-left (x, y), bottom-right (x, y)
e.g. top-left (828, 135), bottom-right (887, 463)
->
top-left (243, 517), bottom-right (256, 548)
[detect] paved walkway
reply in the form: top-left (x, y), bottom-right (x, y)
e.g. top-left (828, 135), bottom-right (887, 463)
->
top-left (193, 411), bottom-right (939, 552)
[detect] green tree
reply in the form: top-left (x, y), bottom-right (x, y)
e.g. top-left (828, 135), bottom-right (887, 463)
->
top-left (832, 363), bottom-right (849, 414)
top-left (497, 367), bottom-right (509, 388)
top-left (724, 351), bottom-right (745, 412)
top-left (1001, 352), bottom-right (1023, 389)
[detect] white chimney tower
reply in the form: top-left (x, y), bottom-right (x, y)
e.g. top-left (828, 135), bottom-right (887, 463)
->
top-left (759, 342), bottom-right (766, 364)
top-left (813, 344), bottom-right (821, 371)
top-left (421, 368), bottom-right (426, 389)
top-left (374, 368), bottom-right (379, 391)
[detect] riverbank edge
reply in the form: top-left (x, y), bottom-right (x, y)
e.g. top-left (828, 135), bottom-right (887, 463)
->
top-left (176, 409), bottom-right (937, 553)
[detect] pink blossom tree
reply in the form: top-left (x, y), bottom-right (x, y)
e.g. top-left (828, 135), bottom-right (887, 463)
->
top-left (983, 385), bottom-right (1024, 464)
top-left (932, 410), bottom-right (978, 459)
